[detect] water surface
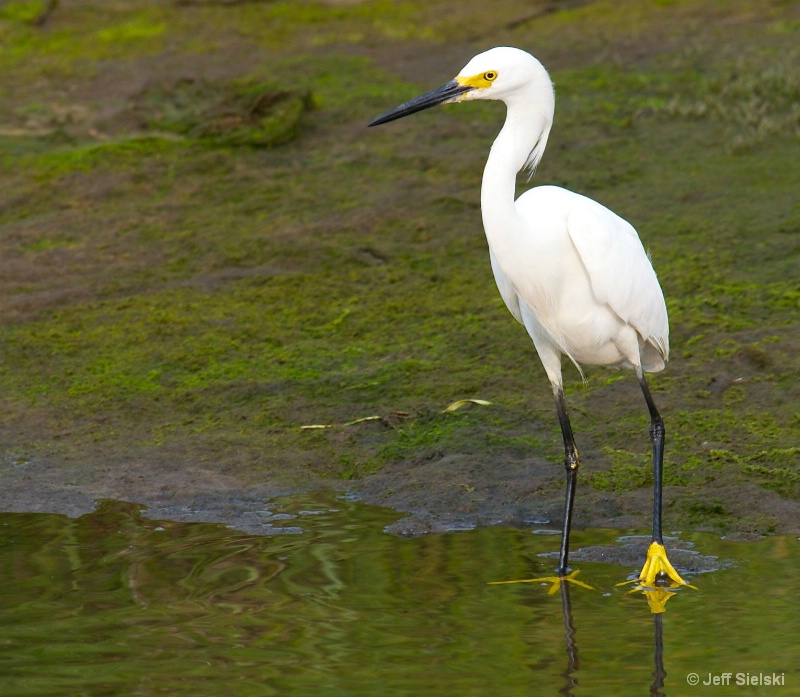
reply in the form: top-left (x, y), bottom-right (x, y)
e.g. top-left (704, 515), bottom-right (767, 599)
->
top-left (0, 494), bottom-right (798, 696)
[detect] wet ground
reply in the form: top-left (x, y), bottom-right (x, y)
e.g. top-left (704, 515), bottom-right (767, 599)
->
top-left (1, 0), bottom-right (799, 540)
top-left (2, 443), bottom-right (797, 554)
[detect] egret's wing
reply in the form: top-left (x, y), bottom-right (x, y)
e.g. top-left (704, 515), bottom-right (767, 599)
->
top-left (565, 199), bottom-right (669, 359)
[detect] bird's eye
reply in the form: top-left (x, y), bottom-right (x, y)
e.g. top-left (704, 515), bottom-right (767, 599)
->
top-left (484, 71), bottom-right (497, 82)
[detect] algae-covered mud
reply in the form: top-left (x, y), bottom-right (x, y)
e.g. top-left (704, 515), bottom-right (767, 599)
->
top-left (0, 0), bottom-right (798, 537)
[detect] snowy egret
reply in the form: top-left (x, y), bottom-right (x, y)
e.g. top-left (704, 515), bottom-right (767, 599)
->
top-left (369, 47), bottom-right (688, 589)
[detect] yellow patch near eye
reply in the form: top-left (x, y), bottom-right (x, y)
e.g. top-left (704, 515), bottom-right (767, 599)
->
top-left (456, 71), bottom-right (497, 90)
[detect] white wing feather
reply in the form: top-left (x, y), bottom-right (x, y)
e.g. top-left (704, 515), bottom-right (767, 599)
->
top-left (501, 186), bottom-right (669, 372)
top-left (563, 194), bottom-right (669, 360)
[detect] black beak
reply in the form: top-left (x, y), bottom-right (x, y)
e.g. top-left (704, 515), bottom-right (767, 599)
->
top-left (368, 79), bottom-right (473, 127)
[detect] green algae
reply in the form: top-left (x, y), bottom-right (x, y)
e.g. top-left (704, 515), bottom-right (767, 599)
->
top-left (0, 0), bottom-right (798, 533)
top-left (0, 0), bottom-right (48, 24)
top-left (0, 6), bottom-right (171, 78)
top-left (131, 79), bottom-right (314, 146)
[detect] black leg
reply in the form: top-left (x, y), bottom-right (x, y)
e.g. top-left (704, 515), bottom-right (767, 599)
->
top-left (637, 371), bottom-right (665, 546)
top-left (554, 388), bottom-right (580, 576)
top-left (632, 371), bottom-right (693, 590)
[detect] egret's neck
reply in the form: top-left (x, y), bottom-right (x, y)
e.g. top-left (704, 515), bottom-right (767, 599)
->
top-left (480, 94), bottom-right (553, 239)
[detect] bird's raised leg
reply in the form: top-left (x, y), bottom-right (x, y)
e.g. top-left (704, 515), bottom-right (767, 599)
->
top-left (554, 387), bottom-right (579, 576)
top-left (636, 369), bottom-right (690, 588)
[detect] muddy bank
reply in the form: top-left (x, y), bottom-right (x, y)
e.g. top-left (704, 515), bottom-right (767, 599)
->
top-left (2, 447), bottom-right (797, 546)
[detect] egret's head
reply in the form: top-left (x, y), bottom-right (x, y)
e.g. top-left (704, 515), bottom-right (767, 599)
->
top-left (456, 47), bottom-right (550, 103)
top-left (368, 46), bottom-right (552, 127)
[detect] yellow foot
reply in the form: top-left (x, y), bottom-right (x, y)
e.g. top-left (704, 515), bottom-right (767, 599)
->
top-left (617, 541), bottom-right (697, 591)
top-left (615, 542), bottom-right (697, 613)
top-left (488, 569), bottom-right (594, 595)
top-left (639, 541), bottom-right (696, 588)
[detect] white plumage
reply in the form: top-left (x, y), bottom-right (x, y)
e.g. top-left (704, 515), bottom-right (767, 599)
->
top-left (491, 186), bottom-right (669, 382)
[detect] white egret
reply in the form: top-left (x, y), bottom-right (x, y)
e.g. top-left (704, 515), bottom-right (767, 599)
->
top-left (369, 46), bottom-right (689, 589)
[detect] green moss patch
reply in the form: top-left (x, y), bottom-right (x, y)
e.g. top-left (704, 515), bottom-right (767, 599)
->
top-left (131, 79), bottom-right (314, 146)
top-left (0, 0), bottom-right (798, 534)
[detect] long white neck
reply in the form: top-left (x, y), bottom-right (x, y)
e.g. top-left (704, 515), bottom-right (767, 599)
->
top-left (480, 81), bottom-right (554, 243)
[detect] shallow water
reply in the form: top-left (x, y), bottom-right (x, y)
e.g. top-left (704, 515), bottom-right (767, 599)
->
top-left (0, 493), bottom-right (798, 696)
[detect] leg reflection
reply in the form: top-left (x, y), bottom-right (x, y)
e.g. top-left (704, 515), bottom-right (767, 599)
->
top-left (651, 612), bottom-right (666, 697)
top-left (558, 579), bottom-right (578, 697)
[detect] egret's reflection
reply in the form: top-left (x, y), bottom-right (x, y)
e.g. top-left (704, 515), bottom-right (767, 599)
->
top-left (548, 572), bottom-right (691, 695)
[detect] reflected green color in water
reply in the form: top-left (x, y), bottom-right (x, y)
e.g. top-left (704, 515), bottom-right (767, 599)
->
top-left (0, 494), bottom-right (798, 696)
